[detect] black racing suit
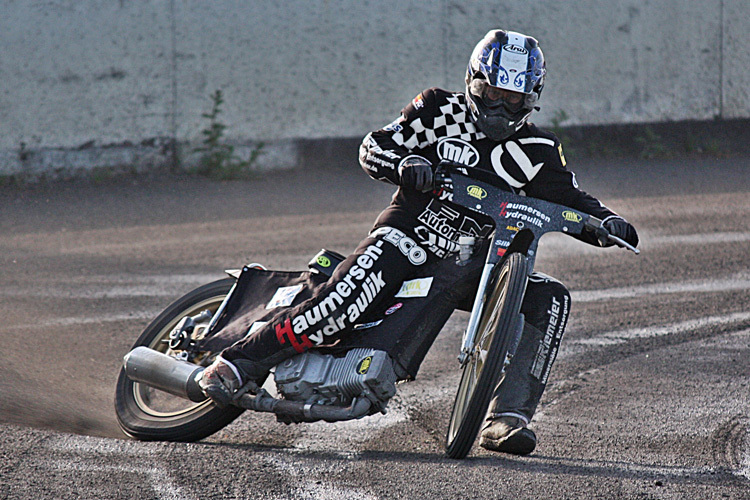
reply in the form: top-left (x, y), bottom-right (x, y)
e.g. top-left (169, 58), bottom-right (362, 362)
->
top-left (221, 87), bottom-right (623, 425)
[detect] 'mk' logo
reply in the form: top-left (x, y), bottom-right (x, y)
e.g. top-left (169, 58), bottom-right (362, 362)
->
top-left (438, 138), bottom-right (480, 167)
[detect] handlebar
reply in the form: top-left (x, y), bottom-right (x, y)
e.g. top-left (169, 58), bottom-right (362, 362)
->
top-left (433, 160), bottom-right (640, 255)
top-left (433, 160), bottom-right (511, 193)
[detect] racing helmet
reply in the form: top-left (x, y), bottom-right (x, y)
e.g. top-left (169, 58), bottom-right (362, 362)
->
top-left (465, 30), bottom-right (546, 141)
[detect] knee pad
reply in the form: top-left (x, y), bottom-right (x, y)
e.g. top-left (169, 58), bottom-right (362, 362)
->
top-left (522, 273), bottom-right (571, 336)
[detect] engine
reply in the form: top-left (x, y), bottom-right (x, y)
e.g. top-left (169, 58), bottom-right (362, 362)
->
top-left (273, 348), bottom-right (398, 415)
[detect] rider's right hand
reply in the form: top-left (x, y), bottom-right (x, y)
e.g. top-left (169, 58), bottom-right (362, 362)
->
top-left (398, 157), bottom-right (434, 192)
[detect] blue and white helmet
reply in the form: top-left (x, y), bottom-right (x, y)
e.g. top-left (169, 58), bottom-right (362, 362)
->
top-left (465, 30), bottom-right (546, 141)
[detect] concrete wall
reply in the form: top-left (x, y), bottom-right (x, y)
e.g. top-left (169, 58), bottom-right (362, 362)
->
top-left (1, 0), bottom-right (748, 178)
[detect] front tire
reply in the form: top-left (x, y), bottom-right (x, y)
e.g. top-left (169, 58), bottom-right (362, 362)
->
top-left (445, 252), bottom-right (529, 459)
top-left (115, 278), bottom-right (244, 442)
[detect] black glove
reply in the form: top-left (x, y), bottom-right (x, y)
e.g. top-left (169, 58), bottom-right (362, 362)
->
top-left (603, 216), bottom-right (639, 248)
top-left (398, 157), bottom-right (434, 192)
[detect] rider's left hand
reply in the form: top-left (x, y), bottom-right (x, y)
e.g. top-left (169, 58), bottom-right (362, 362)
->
top-left (603, 216), bottom-right (639, 248)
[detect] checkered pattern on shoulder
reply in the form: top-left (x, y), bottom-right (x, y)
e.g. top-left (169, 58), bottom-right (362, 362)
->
top-left (392, 91), bottom-right (486, 150)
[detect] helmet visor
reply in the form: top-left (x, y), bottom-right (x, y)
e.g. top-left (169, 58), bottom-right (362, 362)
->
top-left (468, 79), bottom-right (525, 114)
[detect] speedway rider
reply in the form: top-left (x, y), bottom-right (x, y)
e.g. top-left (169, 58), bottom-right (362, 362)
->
top-left (198, 29), bottom-right (639, 455)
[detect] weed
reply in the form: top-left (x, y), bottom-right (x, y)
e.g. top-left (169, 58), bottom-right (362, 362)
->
top-left (684, 134), bottom-right (726, 157)
top-left (549, 109), bottom-right (577, 159)
top-left (549, 109), bottom-right (569, 134)
top-left (635, 126), bottom-right (669, 159)
top-left (192, 90), bottom-right (264, 179)
top-left (0, 174), bottom-right (20, 187)
top-left (90, 166), bottom-right (117, 183)
top-left (18, 142), bottom-right (30, 162)
top-left (703, 139), bottom-right (724, 157)
top-left (685, 137), bottom-right (700, 154)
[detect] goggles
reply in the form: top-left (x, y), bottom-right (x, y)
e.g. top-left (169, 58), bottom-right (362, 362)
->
top-left (468, 79), bottom-right (526, 113)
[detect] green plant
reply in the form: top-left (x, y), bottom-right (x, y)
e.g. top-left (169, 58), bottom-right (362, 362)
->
top-left (703, 139), bottom-right (724, 157)
top-left (549, 109), bottom-right (577, 159)
top-left (0, 174), bottom-right (20, 187)
top-left (18, 141), bottom-right (30, 162)
top-left (549, 109), bottom-right (569, 135)
top-left (193, 89), bottom-right (263, 179)
top-left (635, 126), bottom-right (669, 159)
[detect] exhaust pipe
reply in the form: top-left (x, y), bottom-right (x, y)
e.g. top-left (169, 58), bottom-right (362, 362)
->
top-left (123, 347), bottom-right (379, 423)
top-left (123, 347), bottom-right (206, 402)
top-left (237, 391), bottom-right (373, 423)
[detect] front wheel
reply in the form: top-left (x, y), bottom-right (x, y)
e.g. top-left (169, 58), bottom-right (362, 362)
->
top-left (115, 278), bottom-right (244, 442)
top-left (445, 252), bottom-right (529, 459)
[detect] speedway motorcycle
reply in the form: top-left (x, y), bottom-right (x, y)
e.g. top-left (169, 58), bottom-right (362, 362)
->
top-left (115, 163), bottom-right (638, 459)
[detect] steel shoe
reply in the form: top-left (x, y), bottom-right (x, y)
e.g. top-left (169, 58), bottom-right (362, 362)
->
top-left (196, 357), bottom-right (244, 408)
top-left (479, 416), bottom-right (537, 455)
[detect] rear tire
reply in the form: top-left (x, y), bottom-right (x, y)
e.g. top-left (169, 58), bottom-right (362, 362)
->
top-left (115, 279), bottom-right (244, 442)
top-left (445, 253), bottom-right (529, 459)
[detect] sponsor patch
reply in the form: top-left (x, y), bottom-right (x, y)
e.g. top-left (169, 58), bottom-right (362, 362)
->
top-left (371, 226), bottom-right (428, 265)
top-left (385, 302), bottom-right (403, 315)
top-left (437, 138), bottom-right (480, 167)
top-left (503, 202), bottom-right (551, 228)
top-left (357, 356), bottom-right (372, 375)
top-left (276, 318), bottom-right (313, 353)
top-left (266, 284), bottom-right (304, 309)
top-left (352, 320), bottom-right (383, 331)
top-left (490, 141), bottom-right (545, 189)
top-left (384, 118), bottom-right (404, 133)
top-left (412, 93), bottom-right (425, 109)
top-left (467, 185), bottom-right (487, 200)
top-left (395, 277), bottom-right (433, 298)
top-left (503, 43), bottom-right (528, 56)
top-left (530, 294), bottom-right (569, 383)
top-left (562, 210), bottom-right (582, 223)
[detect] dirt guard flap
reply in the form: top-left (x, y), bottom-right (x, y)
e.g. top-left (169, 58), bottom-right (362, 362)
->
top-left (196, 266), bottom-right (328, 353)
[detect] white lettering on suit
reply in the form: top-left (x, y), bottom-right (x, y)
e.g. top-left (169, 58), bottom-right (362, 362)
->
top-left (290, 240), bottom-right (388, 346)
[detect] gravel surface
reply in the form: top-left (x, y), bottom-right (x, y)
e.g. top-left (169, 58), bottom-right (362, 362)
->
top-left (1, 155), bottom-right (748, 499)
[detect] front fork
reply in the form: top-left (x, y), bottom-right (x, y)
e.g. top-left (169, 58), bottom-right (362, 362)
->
top-left (457, 250), bottom-right (525, 369)
top-left (458, 262), bottom-right (494, 366)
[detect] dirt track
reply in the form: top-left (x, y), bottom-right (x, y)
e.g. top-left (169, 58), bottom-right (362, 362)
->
top-left (1, 155), bottom-right (748, 499)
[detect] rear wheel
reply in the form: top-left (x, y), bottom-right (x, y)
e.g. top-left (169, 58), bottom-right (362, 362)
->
top-left (115, 278), bottom-right (244, 441)
top-left (445, 252), bottom-right (529, 459)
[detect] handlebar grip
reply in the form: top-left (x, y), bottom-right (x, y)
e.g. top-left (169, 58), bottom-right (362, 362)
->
top-left (585, 216), bottom-right (639, 254)
top-left (433, 160), bottom-right (458, 190)
top-left (433, 170), bottom-right (450, 189)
